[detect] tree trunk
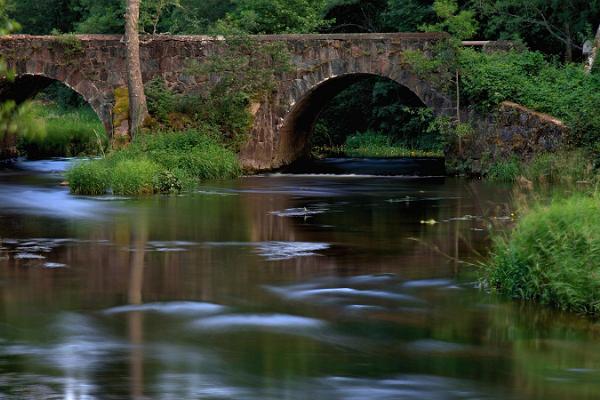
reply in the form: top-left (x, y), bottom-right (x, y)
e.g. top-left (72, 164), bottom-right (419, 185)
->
top-left (125, 0), bottom-right (149, 137)
top-left (564, 23), bottom-right (573, 62)
top-left (585, 24), bottom-right (600, 74)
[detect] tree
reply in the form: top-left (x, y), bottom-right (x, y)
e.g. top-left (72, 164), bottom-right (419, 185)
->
top-left (125, 0), bottom-right (149, 136)
top-left (221, 0), bottom-right (331, 34)
top-left (474, 0), bottom-right (600, 61)
top-left (6, 0), bottom-right (80, 34)
top-left (585, 23), bottom-right (600, 73)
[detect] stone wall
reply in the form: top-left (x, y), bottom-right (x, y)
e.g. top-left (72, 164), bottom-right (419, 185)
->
top-left (452, 101), bottom-right (569, 174)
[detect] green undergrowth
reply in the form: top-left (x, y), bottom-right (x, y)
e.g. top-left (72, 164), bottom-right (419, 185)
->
top-left (313, 131), bottom-right (444, 159)
top-left (485, 150), bottom-right (597, 185)
top-left (483, 193), bottom-right (600, 316)
top-left (459, 49), bottom-right (600, 148)
top-left (67, 130), bottom-right (241, 196)
top-left (18, 103), bottom-right (106, 158)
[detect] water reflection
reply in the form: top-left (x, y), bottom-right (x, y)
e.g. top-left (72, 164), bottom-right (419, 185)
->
top-left (0, 161), bottom-right (599, 399)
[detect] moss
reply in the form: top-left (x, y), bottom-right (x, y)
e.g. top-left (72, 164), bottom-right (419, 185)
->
top-left (112, 87), bottom-right (129, 132)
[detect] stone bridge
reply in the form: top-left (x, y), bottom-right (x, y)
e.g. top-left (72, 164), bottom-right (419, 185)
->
top-left (0, 33), bottom-right (453, 169)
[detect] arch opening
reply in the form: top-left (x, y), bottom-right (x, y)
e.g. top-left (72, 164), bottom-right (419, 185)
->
top-left (278, 74), bottom-right (445, 170)
top-left (0, 75), bottom-right (108, 159)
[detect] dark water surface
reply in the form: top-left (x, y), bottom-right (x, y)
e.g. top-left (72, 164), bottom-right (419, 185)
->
top-left (1, 159), bottom-right (599, 400)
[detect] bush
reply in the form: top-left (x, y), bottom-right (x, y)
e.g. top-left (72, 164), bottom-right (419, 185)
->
top-left (484, 194), bottom-right (600, 316)
top-left (67, 130), bottom-right (241, 196)
top-left (486, 158), bottom-right (522, 182)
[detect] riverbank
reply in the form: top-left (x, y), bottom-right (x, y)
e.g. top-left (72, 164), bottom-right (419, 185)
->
top-left (483, 192), bottom-right (600, 317)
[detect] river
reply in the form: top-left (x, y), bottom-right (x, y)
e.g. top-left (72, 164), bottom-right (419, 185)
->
top-left (0, 158), bottom-right (599, 400)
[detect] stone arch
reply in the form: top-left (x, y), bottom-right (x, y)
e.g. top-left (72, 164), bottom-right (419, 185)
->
top-left (0, 71), bottom-right (113, 136)
top-left (275, 68), bottom-right (453, 167)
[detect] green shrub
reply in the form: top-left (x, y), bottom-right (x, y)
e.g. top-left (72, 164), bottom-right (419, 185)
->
top-left (67, 129), bottom-right (241, 196)
top-left (486, 158), bottom-right (522, 182)
top-left (484, 194), bottom-right (600, 316)
top-left (145, 78), bottom-right (177, 122)
top-left (66, 160), bottom-right (109, 195)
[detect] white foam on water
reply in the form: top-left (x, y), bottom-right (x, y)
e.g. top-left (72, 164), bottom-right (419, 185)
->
top-left (401, 279), bottom-right (454, 289)
top-left (14, 253), bottom-right (46, 260)
top-left (270, 207), bottom-right (328, 218)
top-left (205, 241), bottom-right (330, 261)
top-left (43, 262), bottom-right (68, 269)
top-left (191, 313), bottom-right (327, 332)
top-left (255, 241), bottom-right (330, 260)
top-left (269, 286), bottom-right (422, 303)
top-left (103, 301), bottom-right (227, 316)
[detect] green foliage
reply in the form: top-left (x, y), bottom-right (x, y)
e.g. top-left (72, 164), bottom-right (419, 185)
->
top-left (345, 130), bottom-right (391, 148)
top-left (111, 158), bottom-right (162, 195)
top-left (164, 0), bottom-right (234, 34)
top-left (312, 76), bottom-right (445, 154)
top-left (52, 32), bottom-right (84, 58)
top-left (484, 194), bottom-right (600, 316)
top-left (221, 0), bottom-right (332, 34)
top-left (522, 150), bottom-right (596, 185)
top-left (459, 49), bottom-right (600, 146)
top-left (145, 78), bottom-right (177, 122)
top-left (6, 0), bottom-right (76, 35)
top-left (67, 130), bottom-right (241, 196)
top-left (486, 158), bottom-right (522, 182)
top-left (0, 4), bottom-right (43, 147)
top-left (420, 0), bottom-right (478, 41)
top-left (382, 0), bottom-right (434, 32)
top-left (67, 161), bottom-right (110, 196)
top-left (483, 150), bottom-right (597, 184)
top-left (74, 0), bottom-right (124, 34)
top-left (18, 103), bottom-right (106, 158)
top-left (329, 130), bottom-right (444, 158)
top-left (473, 0), bottom-right (600, 60)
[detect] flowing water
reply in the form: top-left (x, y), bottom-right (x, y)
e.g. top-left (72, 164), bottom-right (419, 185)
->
top-left (0, 158), bottom-right (599, 400)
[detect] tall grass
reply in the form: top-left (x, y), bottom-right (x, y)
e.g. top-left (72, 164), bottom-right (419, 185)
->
top-left (18, 103), bottom-right (107, 158)
top-left (483, 194), bottom-right (600, 316)
top-left (486, 150), bottom-right (597, 184)
top-left (317, 131), bottom-right (444, 158)
top-left (67, 130), bottom-right (241, 196)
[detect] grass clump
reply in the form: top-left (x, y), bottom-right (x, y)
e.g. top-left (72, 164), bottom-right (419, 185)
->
top-left (67, 161), bottom-right (109, 196)
top-left (486, 158), bottom-right (522, 182)
top-left (315, 131), bottom-right (444, 158)
top-left (18, 103), bottom-right (106, 158)
top-left (67, 130), bottom-right (241, 196)
top-left (483, 194), bottom-right (600, 316)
